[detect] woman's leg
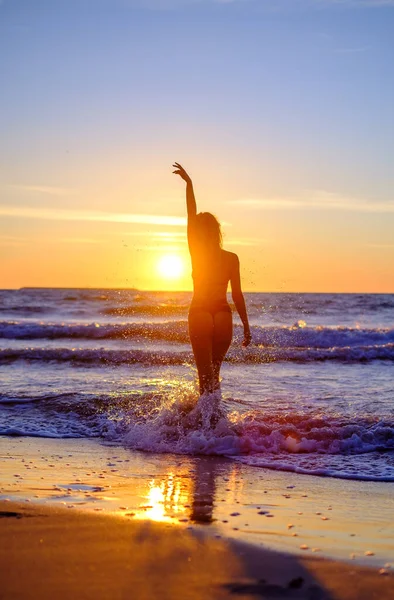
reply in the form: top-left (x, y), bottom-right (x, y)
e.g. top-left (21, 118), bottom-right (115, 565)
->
top-left (188, 311), bottom-right (215, 394)
top-left (212, 311), bottom-right (233, 390)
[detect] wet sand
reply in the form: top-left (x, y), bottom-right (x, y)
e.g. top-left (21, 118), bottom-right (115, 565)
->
top-left (1, 436), bottom-right (394, 599)
top-left (1, 500), bottom-right (394, 600)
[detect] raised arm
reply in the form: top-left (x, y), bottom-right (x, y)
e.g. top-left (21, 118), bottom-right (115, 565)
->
top-left (230, 254), bottom-right (252, 347)
top-left (173, 162), bottom-right (197, 252)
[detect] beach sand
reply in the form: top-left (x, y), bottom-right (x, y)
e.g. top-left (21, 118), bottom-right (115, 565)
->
top-left (1, 437), bottom-right (394, 599)
top-left (2, 500), bottom-right (394, 600)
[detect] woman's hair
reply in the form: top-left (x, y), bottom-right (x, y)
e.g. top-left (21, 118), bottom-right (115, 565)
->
top-left (194, 212), bottom-right (222, 249)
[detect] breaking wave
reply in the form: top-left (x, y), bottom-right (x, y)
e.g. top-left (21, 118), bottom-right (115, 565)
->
top-left (1, 343), bottom-right (393, 365)
top-left (1, 320), bottom-right (394, 361)
top-left (1, 390), bottom-right (394, 481)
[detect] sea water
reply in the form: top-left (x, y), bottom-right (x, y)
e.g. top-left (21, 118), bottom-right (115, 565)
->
top-left (0, 288), bottom-right (393, 481)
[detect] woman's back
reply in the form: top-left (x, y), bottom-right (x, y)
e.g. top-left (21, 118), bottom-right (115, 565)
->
top-left (190, 249), bottom-right (236, 311)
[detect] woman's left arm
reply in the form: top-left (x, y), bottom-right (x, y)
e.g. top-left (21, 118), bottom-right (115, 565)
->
top-left (230, 254), bottom-right (252, 347)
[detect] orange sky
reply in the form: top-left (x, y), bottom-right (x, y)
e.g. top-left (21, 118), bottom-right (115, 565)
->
top-left (2, 177), bottom-right (393, 292)
top-left (1, 0), bottom-right (394, 292)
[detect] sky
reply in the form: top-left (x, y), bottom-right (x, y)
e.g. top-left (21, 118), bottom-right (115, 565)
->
top-left (1, 0), bottom-right (393, 292)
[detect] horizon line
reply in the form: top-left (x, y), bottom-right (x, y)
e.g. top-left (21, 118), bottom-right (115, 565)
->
top-left (2, 286), bottom-right (392, 295)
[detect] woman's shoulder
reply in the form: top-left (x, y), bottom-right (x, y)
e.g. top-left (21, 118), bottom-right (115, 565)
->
top-left (221, 249), bottom-right (239, 264)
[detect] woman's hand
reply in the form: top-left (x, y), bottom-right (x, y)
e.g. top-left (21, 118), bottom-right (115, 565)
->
top-left (242, 329), bottom-right (252, 348)
top-left (173, 162), bottom-right (192, 184)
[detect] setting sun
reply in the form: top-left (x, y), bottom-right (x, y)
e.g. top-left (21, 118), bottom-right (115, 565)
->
top-left (157, 254), bottom-right (184, 280)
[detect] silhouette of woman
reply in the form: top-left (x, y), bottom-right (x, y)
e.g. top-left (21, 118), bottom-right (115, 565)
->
top-left (173, 163), bottom-right (251, 395)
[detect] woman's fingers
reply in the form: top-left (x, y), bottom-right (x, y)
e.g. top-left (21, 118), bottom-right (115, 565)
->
top-left (173, 162), bottom-right (186, 173)
top-left (172, 163), bottom-right (191, 182)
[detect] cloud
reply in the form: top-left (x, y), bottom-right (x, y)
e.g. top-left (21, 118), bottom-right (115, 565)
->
top-left (107, 231), bottom-right (187, 238)
top-left (0, 205), bottom-right (186, 226)
top-left (58, 237), bottom-right (101, 244)
top-left (0, 235), bottom-right (30, 247)
top-left (225, 237), bottom-right (268, 246)
top-left (229, 191), bottom-right (394, 213)
top-left (135, 245), bottom-right (184, 251)
top-left (8, 184), bottom-right (76, 197)
top-left (151, 232), bottom-right (187, 239)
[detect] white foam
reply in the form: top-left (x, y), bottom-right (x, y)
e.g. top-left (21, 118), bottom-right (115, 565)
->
top-left (1, 341), bottom-right (394, 365)
top-left (2, 319), bottom-right (394, 349)
top-left (99, 391), bottom-right (394, 481)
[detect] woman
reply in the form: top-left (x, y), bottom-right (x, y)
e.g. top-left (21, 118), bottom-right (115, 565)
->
top-left (173, 162), bottom-right (251, 395)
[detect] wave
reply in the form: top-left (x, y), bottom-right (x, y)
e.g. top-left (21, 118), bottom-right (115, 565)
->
top-left (2, 292), bottom-right (394, 327)
top-left (233, 454), bottom-right (394, 482)
top-left (2, 391), bottom-right (393, 481)
top-left (110, 296), bottom-right (394, 315)
top-left (98, 393), bottom-right (394, 482)
top-left (3, 391), bottom-right (394, 457)
top-left (103, 305), bottom-right (189, 316)
top-left (0, 427), bottom-right (86, 439)
top-left (0, 305), bottom-right (53, 314)
top-left (2, 320), bottom-right (394, 348)
top-left (0, 320), bottom-right (189, 342)
top-left (0, 347), bottom-right (191, 365)
top-left (0, 391), bottom-right (78, 404)
top-left (1, 342), bottom-right (394, 365)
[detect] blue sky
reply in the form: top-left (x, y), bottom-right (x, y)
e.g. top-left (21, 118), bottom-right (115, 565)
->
top-left (1, 0), bottom-right (393, 290)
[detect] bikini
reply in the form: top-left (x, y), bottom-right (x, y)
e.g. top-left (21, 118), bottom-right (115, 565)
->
top-left (189, 298), bottom-right (232, 317)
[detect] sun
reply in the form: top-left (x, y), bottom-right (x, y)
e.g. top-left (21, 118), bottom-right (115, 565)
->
top-left (157, 254), bottom-right (184, 279)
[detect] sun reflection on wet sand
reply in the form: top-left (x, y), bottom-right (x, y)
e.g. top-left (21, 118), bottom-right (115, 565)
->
top-left (2, 438), bottom-right (393, 567)
top-left (132, 471), bottom-right (192, 523)
top-left (125, 459), bottom-right (236, 525)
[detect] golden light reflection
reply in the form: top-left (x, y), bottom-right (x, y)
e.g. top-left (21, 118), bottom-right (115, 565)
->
top-left (118, 460), bottom-right (246, 525)
top-left (132, 472), bottom-right (192, 523)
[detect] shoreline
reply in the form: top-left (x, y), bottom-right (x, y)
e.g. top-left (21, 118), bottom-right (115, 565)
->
top-left (1, 436), bottom-right (394, 567)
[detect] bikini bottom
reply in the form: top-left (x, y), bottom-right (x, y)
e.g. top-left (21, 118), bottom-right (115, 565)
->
top-left (189, 300), bottom-right (232, 318)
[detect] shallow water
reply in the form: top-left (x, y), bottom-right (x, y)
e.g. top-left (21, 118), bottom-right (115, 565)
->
top-left (1, 288), bottom-right (393, 481)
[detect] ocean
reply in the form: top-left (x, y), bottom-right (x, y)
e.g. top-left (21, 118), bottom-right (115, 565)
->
top-left (1, 288), bottom-right (393, 482)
